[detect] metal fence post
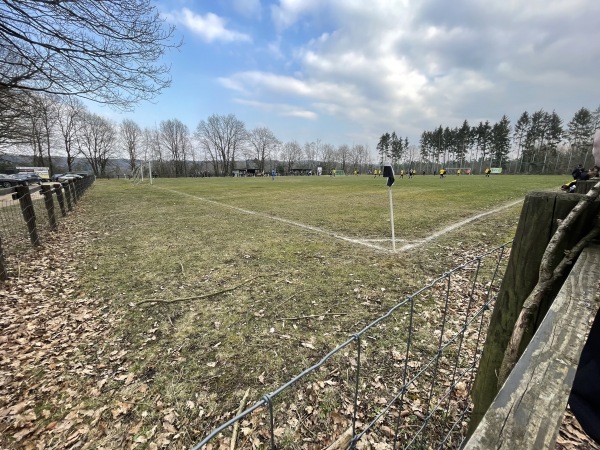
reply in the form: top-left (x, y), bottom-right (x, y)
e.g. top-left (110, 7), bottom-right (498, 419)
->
top-left (16, 185), bottom-right (40, 246)
top-left (41, 185), bottom-right (57, 230)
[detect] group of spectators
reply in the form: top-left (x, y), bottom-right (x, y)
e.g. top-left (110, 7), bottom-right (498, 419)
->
top-left (561, 164), bottom-right (600, 193)
top-left (572, 164), bottom-right (600, 181)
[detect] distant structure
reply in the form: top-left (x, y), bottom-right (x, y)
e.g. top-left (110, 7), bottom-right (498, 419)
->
top-left (594, 129), bottom-right (600, 167)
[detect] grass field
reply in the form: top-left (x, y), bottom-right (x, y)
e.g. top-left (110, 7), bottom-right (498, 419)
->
top-left (57, 173), bottom-right (565, 447)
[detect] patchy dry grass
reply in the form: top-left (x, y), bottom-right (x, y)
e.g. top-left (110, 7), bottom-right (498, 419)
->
top-left (0, 174), bottom-right (567, 449)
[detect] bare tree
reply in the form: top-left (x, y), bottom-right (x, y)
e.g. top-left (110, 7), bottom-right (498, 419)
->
top-left (196, 114), bottom-right (247, 176)
top-left (280, 140), bottom-right (303, 174)
top-left (56, 96), bottom-right (85, 172)
top-left (143, 126), bottom-right (168, 176)
top-left (0, 88), bottom-right (31, 148)
top-left (121, 119), bottom-right (142, 173)
top-left (337, 144), bottom-right (350, 172)
top-left (36, 94), bottom-right (59, 171)
top-left (321, 143), bottom-right (336, 171)
top-left (77, 112), bottom-right (117, 176)
top-left (248, 126), bottom-right (280, 173)
top-left (24, 101), bottom-right (44, 167)
top-left (160, 119), bottom-right (190, 177)
top-left (304, 141), bottom-right (317, 168)
top-left (0, 0), bottom-right (178, 109)
top-left (24, 93), bottom-right (58, 169)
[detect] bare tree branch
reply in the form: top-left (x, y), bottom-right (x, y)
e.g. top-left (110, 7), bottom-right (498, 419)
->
top-left (0, 0), bottom-right (179, 110)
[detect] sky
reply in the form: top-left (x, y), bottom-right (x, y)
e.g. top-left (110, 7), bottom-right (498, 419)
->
top-left (92, 0), bottom-right (600, 153)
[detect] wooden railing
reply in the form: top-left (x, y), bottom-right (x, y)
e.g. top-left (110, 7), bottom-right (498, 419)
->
top-left (466, 182), bottom-right (600, 448)
top-left (465, 243), bottom-right (600, 449)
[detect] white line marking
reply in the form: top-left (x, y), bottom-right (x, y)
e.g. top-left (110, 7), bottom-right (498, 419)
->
top-left (397, 199), bottom-right (524, 251)
top-left (156, 186), bottom-right (389, 251)
top-left (155, 186), bottom-right (523, 253)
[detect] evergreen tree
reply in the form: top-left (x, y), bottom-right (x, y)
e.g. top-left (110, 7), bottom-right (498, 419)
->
top-left (491, 115), bottom-right (511, 168)
top-left (473, 121), bottom-right (492, 173)
top-left (390, 132), bottom-right (404, 167)
top-left (456, 120), bottom-right (471, 167)
top-left (376, 132), bottom-right (391, 164)
top-left (567, 107), bottom-right (594, 167)
top-left (513, 112), bottom-right (530, 173)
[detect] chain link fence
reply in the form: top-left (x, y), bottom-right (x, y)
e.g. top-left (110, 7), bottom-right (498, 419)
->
top-left (193, 243), bottom-right (510, 449)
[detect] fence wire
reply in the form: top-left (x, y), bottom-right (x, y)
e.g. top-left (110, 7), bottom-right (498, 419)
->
top-left (0, 177), bottom-right (95, 277)
top-left (193, 243), bottom-right (510, 449)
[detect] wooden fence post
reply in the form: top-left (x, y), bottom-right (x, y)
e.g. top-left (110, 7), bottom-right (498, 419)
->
top-left (575, 179), bottom-right (597, 194)
top-left (0, 236), bottom-right (7, 281)
top-left (16, 185), bottom-right (40, 247)
top-left (63, 181), bottom-right (73, 211)
top-left (67, 180), bottom-right (78, 204)
top-left (71, 180), bottom-right (79, 203)
top-left (468, 191), bottom-right (600, 435)
top-left (53, 183), bottom-right (67, 217)
top-left (41, 185), bottom-right (57, 230)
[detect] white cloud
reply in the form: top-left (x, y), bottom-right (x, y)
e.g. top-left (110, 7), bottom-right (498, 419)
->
top-left (170, 8), bottom-right (251, 43)
top-left (218, 0), bottom-right (600, 144)
top-left (232, 0), bottom-right (262, 19)
top-left (235, 98), bottom-right (318, 120)
top-left (270, 0), bottom-right (321, 30)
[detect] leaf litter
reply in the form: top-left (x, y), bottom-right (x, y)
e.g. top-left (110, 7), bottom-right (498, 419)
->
top-left (0, 202), bottom-right (598, 449)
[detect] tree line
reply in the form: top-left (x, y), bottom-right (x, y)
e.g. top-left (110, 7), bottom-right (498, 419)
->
top-left (5, 91), bottom-right (600, 177)
top-left (378, 107), bottom-right (600, 174)
top-left (0, 1), bottom-right (374, 177)
top-left (0, 91), bottom-right (376, 177)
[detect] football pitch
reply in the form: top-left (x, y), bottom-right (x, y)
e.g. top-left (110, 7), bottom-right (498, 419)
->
top-left (76, 174), bottom-right (565, 446)
top-left (131, 173), bottom-right (565, 241)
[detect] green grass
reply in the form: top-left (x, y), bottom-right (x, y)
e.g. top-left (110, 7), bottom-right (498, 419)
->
top-left (147, 174), bottom-right (564, 239)
top-left (74, 174), bottom-right (565, 446)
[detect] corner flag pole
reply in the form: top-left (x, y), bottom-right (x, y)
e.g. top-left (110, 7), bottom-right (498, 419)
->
top-left (383, 165), bottom-right (396, 251)
top-left (388, 186), bottom-right (396, 251)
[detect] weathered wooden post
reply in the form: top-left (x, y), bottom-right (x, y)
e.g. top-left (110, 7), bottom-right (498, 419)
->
top-left (53, 183), bottom-right (67, 217)
top-left (15, 185), bottom-right (40, 246)
top-left (575, 179), bottom-right (597, 194)
top-left (62, 181), bottom-right (73, 211)
top-left (41, 185), bottom-right (57, 230)
top-left (468, 191), bottom-right (600, 435)
top-left (0, 236), bottom-right (7, 281)
top-left (68, 180), bottom-right (78, 204)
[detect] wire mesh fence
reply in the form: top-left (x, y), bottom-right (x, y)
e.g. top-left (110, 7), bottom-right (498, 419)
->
top-left (0, 176), bottom-right (95, 278)
top-left (193, 243), bottom-right (510, 449)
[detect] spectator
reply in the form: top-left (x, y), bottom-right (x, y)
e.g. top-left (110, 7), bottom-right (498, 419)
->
top-left (572, 164), bottom-right (584, 180)
top-left (578, 166), bottom-right (600, 181)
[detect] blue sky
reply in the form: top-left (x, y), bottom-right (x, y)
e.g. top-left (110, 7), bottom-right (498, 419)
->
top-left (92, 0), bottom-right (600, 153)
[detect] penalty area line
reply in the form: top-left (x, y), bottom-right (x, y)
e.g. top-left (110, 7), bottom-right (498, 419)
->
top-left (397, 198), bottom-right (524, 251)
top-left (155, 186), bottom-right (390, 252)
top-left (154, 186), bottom-right (523, 254)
